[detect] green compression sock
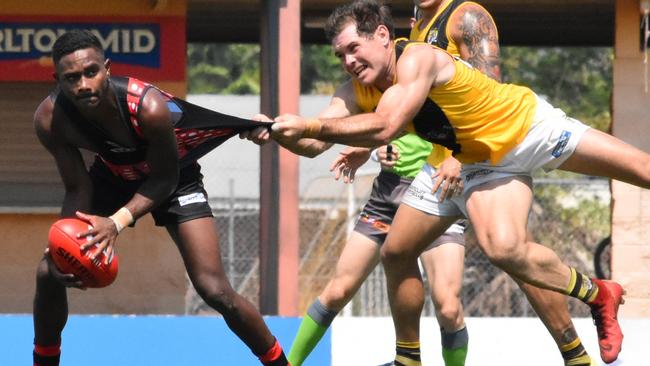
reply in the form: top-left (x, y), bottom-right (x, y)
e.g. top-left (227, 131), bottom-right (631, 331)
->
top-left (441, 326), bottom-right (468, 366)
top-left (288, 299), bottom-right (338, 366)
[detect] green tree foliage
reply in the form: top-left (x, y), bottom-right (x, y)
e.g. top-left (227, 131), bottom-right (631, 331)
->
top-left (187, 43), bottom-right (349, 95)
top-left (501, 47), bottom-right (613, 132)
top-left (301, 44), bottom-right (348, 94)
top-left (187, 44), bottom-right (260, 94)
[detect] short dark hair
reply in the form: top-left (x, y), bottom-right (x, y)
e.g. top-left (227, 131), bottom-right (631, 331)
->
top-left (324, 0), bottom-right (394, 42)
top-left (52, 29), bottom-right (104, 65)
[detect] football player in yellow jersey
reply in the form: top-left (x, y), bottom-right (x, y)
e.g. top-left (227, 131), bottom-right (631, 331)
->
top-left (266, 1), bottom-right (640, 364)
top-left (315, 2), bottom-right (594, 365)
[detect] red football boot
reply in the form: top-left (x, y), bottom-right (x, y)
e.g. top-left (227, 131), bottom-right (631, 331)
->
top-left (589, 279), bottom-right (625, 363)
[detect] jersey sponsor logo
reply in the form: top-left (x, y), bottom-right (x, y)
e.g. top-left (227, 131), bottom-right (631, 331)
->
top-left (406, 185), bottom-right (427, 200)
top-left (55, 247), bottom-right (94, 283)
top-left (178, 192), bottom-right (207, 207)
top-left (0, 23), bottom-right (160, 68)
top-left (358, 213), bottom-right (391, 233)
top-left (464, 168), bottom-right (493, 183)
top-left (426, 28), bottom-right (439, 44)
top-left (551, 130), bottom-right (572, 158)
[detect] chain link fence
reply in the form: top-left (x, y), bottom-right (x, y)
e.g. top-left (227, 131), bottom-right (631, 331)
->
top-left (292, 173), bottom-right (610, 318)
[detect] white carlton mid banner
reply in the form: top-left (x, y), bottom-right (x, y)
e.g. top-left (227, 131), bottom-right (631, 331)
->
top-left (332, 317), bottom-right (650, 366)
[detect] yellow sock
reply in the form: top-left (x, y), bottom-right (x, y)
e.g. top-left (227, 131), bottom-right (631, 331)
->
top-left (566, 267), bottom-right (599, 303)
top-left (395, 341), bottom-right (421, 366)
top-left (560, 337), bottom-right (592, 366)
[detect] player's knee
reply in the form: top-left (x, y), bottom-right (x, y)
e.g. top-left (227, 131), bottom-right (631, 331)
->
top-left (435, 300), bottom-right (463, 326)
top-left (36, 257), bottom-right (48, 275)
top-left (486, 247), bottom-right (527, 270)
top-left (481, 233), bottom-right (527, 269)
top-left (379, 244), bottom-right (397, 262)
top-left (322, 279), bottom-right (355, 307)
top-left (35, 257), bottom-right (54, 284)
top-left (380, 243), bottom-right (415, 266)
top-left (193, 277), bottom-right (237, 314)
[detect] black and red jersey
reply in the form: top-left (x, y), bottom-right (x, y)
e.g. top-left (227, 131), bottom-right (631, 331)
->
top-left (54, 76), bottom-right (266, 180)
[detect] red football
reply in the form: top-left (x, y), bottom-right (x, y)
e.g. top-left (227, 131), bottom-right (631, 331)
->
top-left (47, 218), bottom-right (119, 288)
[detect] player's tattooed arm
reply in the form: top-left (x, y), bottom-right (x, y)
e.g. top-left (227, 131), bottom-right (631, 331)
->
top-left (451, 3), bottom-right (501, 81)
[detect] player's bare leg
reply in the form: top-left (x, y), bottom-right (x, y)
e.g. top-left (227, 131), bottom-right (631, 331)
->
top-left (559, 128), bottom-right (650, 188)
top-left (555, 128), bottom-right (649, 362)
top-left (33, 257), bottom-right (68, 366)
top-left (167, 217), bottom-right (290, 365)
top-left (289, 232), bottom-right (380, 366)
top-left (381, 205), bottom-right (458, 366)
top-left (518, 281), bottom-right (594, 365)
top-left (420, 242), bottom-right (468, 366)
top-left (466, 176), bottom-right (623, 363)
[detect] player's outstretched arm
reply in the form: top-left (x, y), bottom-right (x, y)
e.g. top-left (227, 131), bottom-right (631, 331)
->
top-left (261, 80), bottom-right (360, 157)
top-left (273, 46), bottom-right (452, 147)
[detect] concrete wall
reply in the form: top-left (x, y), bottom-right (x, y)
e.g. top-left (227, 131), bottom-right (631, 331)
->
top-left (0, 214), bottom-right (186, 314)
top-left (611, 0), bottom-right (650, 317)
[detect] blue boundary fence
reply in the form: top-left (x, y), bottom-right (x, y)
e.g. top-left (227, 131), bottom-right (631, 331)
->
top-left (3, 315), bottom-right (331, 365)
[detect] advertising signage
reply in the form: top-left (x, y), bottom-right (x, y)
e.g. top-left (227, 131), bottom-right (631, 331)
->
top-left (0, 16), bottom-right (185, 81)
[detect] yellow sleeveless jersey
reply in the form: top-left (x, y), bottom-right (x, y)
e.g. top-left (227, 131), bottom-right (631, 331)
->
top-left (351, 81), bottom-right (433, 178)
top-left (353, 40), bottom-right (537, 164)
top-left (351, 80), bottom-right (382, 115)
top-left (410, 0), bottom-right (457, 47)
top-left (403, 41), bottom-right (537, 163)
top-left (410, 1), bottom-right (495, 58)
top-left (409, 0), bottom-right (502, 166)
top-left (408, 1), bottom-right (479, 167)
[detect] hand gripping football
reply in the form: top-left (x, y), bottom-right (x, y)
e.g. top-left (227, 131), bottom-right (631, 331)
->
top-left (48, 218), bottom-right (119, 288)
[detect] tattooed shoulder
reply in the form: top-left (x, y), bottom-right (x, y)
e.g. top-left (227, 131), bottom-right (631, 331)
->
top-left (451, 3), bottom-right (501, 80)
